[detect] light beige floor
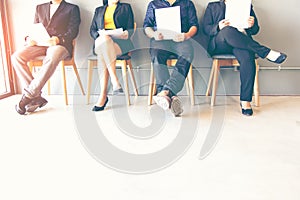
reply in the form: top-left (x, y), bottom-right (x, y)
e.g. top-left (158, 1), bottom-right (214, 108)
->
top-left (0, 95), bottom-right (300, 200)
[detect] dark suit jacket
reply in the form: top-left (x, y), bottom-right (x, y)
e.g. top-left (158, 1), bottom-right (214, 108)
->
top-left (202, 0), bottom-right (259, 54)
top-left (90, 2), bottom-right (134, 53)
top-left (34, 0), bottom-right (81, 55)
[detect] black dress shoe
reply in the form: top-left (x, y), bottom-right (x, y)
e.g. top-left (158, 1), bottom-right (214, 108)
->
top-left (112, 87), bottom-right (124, 95)
top-left (240, 103), bottom-right (253, 116)
top-left (15, 95), bottom-right (33, 115)
top-left (25, 96), bottom-right (48, 112)
top-left (92, 97), bottom-right (109, 111)
top-left (241, 108), bottom-right (253, 116)
top-left (268, 53), bottom-right (287, 64)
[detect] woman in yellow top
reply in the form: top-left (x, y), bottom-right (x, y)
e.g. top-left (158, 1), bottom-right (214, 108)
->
top-left (90, 0), bottom-right (134, 111)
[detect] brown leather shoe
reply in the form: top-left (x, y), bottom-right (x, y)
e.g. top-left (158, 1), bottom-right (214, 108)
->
top-left (25, 96), bottom-right (48, 113)
top-left (15, 95), bottom-right (33, 115)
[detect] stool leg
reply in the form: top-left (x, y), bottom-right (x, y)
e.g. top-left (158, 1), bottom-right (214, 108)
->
top-left (206, 60), bottom-right (215, 96)
top-left (187, 65), bottom-right (194, 105)
top-left (87, 60), bottom-right (94, 105)
top-left (254, 60), bottom-right (260, 107)
top-left (47, 80), bottom-right (51, 95)
top-left (72, 61), bottom-right (85, 95)
top-left (211, 60), bottom-right (219, 106)
top-left (148, 62), bottom-right (155, 106)
top-left (127, 60), bottom-right (138, 97)
top-left (60, 61), bottom-right (68, 105)
top-left (121, 61), bottom-right (130, 106)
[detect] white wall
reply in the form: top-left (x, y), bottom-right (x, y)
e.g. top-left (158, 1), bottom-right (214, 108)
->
top-left (7, 0), bottom-right (300, 96)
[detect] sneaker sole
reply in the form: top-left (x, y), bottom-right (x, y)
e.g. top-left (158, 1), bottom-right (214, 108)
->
top-left (170, 97), bottom-right (183, 116)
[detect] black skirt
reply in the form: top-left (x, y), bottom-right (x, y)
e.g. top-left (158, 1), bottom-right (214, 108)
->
top-left (113, 38), bottom-right (134, 55)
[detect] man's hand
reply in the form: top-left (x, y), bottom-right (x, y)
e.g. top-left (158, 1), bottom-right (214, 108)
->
top-left (153, 31), bottom-right (164, 40)
top-left (47, 36), bottom-right (59, 46)
top-left (218, 19), bottom-right (230, 30)
top-left (25, 37), bottom-right (37, 46)
top-left (248, 16), bottom-right (254, 28)
top-left (173, 33), bottom-right (185, 42)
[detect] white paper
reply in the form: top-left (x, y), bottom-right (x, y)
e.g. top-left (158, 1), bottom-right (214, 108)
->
top-left (98, 28), bottom-right (124, 38)
top-left (225, 0), bottom-right (251, 29)
top-left (155, 6), bottom-right (181, 40)
top-left (29, 23), bottom-right (51, 46)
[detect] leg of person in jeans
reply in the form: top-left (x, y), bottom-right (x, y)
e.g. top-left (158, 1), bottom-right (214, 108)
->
top-left (151, 40), bottom-right (194, 116)
top-left (150, 40), bottom-right (171, 94)
top-left (11, 45), bottom-right (69, 114)
top-left (150, 40), bottom-right (172, 111)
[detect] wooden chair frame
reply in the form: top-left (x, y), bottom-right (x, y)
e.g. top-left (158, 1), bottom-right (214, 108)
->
top-left (206, 55), bottom-right (260, 107)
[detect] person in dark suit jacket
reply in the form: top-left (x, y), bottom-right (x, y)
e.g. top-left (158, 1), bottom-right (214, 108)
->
top-left (90, 0), bottom-right (134, 111)
top-left (11, 0), bottom-right (81, 115)
top-left (202, 0), bottom-right (287, 116)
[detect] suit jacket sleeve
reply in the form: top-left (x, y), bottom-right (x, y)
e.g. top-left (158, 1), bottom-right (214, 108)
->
top-left (202, 3), bottom-right (220, 37)
top-left (245, 5), bottom-right (260, 36)
top-left (90, 7), bottom-right (102, 40)
top-left (56, 5), bottom-right (81, 44)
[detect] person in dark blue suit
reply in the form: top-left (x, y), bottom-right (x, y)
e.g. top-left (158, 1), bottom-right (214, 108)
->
top-left (90, 0), bottom-right (134, 111)
top-left (202, 0), bottom-right (287, 116)
top-left (11, 0), bottom-right (81, 115)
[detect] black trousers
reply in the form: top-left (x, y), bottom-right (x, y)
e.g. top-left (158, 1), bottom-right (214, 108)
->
top-left (211, 26), bottom-right (271, 102)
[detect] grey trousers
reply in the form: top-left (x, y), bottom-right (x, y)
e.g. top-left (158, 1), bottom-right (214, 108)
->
top-left (11, 45), bottom-right (69, 98)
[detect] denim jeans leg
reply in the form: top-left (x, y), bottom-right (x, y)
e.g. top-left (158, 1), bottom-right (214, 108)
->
top-left (150, 40), bottom-right (172, 94)
top-left (163, 40), bottom-right (194, 95)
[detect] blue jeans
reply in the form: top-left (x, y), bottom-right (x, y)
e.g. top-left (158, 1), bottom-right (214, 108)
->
top-left (150, 39), bottom-right (194, 96)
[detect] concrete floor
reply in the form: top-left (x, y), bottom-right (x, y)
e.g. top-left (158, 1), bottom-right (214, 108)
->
top-left (1, 95), bottom-right (300, 200)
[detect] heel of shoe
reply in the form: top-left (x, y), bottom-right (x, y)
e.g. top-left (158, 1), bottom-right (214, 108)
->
top-left (92, 97), bottom-right (109, 112)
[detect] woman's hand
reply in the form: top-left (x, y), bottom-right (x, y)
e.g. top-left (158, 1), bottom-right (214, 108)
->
top-left (119, 30), bottom-right (129, 40)
top-left (218, 19), bottom-right (230, 30)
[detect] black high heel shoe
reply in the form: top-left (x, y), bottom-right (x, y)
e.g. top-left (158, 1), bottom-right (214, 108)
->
top-left (92, 97), bottom-right (109, 111)
top-left (267, 53), bottom-right (287, 64)
top-left (240, 103), bottom-right (253, 116)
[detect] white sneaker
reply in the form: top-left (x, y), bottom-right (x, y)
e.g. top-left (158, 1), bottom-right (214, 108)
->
top-left (153, 95), bottom-right (171, 110)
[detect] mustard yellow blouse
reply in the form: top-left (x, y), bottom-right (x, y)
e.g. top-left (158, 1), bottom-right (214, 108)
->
top-left (104, 5), bottom-right (117, 29)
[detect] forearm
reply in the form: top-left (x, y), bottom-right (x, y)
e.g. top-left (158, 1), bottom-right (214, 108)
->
top-left (184, 26), bottom-right (197, 40)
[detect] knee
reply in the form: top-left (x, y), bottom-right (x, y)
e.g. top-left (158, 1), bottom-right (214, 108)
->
top-left (95, 35), bottom-right (113, 53)
top-left (150, 48), bottom-right (168, 62)
top-left (177, 49), bottom-right (194, 62)
top-left (181, 52), bottom-right (193, 62)
top-left (11, 51), bottom-right (24, 66)
top-left (220, 26), bottom-right (237, 37)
